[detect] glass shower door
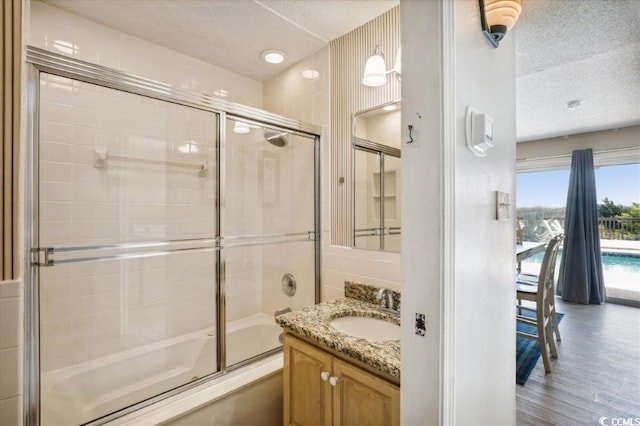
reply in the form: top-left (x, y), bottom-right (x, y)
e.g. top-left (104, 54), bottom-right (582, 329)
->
top-left (36, 74), bottom-right (219, 425)
top-left (223, 118), bottom-right (317, 366)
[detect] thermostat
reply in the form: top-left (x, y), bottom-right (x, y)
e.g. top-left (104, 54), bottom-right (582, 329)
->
top-left (465, 107), bottom-right (494, 157)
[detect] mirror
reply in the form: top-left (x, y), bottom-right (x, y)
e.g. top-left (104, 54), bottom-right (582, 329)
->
top-left (353, 101), bottom-right (401, 252)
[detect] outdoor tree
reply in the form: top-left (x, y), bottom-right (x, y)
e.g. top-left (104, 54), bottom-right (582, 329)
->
top-left (598, 197), bottom-right (624, 217)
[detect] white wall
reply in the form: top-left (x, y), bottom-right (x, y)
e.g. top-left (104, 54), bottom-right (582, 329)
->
top-left (517, 125), bottom-right (640, 159)
top-left (401, 0), bottom-right (517, 424)
top-left (400, 1), bottom-right (443, 424)
top-left (451, 0), bottom-right (517, 423)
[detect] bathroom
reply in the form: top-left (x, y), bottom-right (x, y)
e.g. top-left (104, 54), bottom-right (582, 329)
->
top-left (1, 1), bottom-right (518, 425)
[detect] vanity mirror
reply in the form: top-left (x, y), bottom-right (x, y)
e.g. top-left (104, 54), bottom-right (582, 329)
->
top-left (352, 101), bottom-right (401, 252)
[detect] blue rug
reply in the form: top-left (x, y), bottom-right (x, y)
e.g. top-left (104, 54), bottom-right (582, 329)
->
top-left (516, 311), bottom-right (564, 385)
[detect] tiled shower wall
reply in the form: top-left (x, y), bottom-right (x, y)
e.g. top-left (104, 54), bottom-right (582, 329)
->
top-left (38, 74), bottom-right (219, 371)
top-left (27, 0), bottom-right (265, 375)
top-left (0, 280), bottom-right (22, 424)
top-left (29, 0), bottom-right (263, 107)
top-left (263, 9), bottom-right (402, 301)
top-left (29, 0), bottom-right (318, 375)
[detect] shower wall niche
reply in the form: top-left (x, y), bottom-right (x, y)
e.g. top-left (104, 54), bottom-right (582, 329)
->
top-left (27, 49), bottom-right (320, 426)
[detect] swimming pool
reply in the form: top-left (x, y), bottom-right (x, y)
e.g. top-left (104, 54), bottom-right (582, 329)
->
top-left (521, 249), bottom-right (640, 301)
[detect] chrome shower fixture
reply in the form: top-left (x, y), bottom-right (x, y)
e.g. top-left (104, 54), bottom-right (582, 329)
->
top-left (264, 130), bottom-right (288, 148)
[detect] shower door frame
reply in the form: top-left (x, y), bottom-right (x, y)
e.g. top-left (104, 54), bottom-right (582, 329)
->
top-left (23, 46), bottom-right (321, 426)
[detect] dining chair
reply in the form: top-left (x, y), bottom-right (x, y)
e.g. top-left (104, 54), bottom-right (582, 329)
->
top-left (516, 235), bottom-right (562, 374)
top-left (517, 234), bottom-right (563, 343)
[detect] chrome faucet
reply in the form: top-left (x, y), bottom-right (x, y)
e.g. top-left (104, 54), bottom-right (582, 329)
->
top-left (376, 288), bottom-right (399, 314)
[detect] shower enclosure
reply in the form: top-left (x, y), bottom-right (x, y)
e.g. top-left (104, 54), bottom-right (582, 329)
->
top-left (24, 47), bottom-right (320, 426)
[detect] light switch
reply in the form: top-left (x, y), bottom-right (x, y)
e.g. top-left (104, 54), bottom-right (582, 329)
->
top-left (496, 191), bottom-right (510, 221)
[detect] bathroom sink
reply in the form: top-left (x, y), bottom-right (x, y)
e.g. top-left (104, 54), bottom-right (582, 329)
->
top-left (329, 316), bottom-right (400, 341)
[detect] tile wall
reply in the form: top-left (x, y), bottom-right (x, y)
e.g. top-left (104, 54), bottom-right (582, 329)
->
top-left (38, 74), bottom-right (219, 372)
top-left (263, 44), bottom-right (403, 301)
top-left (29, 0), bottom-right (263, 108)
top-left (224, 123), bottom-right (317, 320)
top-left (0, 280), bottom-right (23, 425)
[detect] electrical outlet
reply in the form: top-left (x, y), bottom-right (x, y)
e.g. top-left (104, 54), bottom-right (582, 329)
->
top-left (415, 313), bottom-right (426, 336)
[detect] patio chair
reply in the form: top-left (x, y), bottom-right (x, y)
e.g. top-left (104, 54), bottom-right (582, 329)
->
top-left (516, 235), bottom-right (562, 374)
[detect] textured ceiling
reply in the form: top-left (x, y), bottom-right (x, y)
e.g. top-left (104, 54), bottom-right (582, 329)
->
top-left (41, 0), bottom-right (639, 142)
top-left (43, 0), bottom-right (398, 81)
top-left (515, 0), bottom-right (640, 141)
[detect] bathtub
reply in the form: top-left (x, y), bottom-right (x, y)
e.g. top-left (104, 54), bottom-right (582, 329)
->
top-left (41, 315), bottom-right (283, 426)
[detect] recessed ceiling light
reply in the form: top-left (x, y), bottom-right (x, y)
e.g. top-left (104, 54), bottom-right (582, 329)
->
top-left (214, 89), bottom-right (229, 98)
top-left (567, 100), bottom-right (583, 110)
top-left (383, 104), bottom-right (397, 111)
top-left (261, 50), bottom-right (285, 64)
top-left (302, 69), bottom-right (320, 80)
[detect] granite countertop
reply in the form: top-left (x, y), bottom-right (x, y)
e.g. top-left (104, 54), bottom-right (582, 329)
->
top-left (275, 296), bottom-right (400, 380)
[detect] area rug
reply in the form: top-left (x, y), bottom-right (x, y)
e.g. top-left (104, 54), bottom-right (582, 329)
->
top-left (516, 311), bottom-right (564, 385)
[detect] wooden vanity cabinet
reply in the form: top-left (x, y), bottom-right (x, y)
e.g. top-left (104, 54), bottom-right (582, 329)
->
top-left (283, 334), bottom-right (399, 426)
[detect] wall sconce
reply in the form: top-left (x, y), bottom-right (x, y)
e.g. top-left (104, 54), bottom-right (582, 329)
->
top-left (362, 45), bottom-right (401, 87)
top-left (479, 0), bottom-right (522, 48)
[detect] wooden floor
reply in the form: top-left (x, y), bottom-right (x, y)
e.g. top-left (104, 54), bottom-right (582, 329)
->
top-left (516, 298), bottom-right (640, 425)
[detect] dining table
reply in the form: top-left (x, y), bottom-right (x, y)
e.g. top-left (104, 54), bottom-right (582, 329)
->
top-left (516, 241), bottom-right (546, 274)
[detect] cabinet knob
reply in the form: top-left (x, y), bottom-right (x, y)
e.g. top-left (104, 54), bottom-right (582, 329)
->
top-left (329, 376), bottom-right (340, 387)
top-left (321, 371), bottom-right (330, 381)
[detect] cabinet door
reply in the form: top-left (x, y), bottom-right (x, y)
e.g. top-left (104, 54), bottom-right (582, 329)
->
top-left (283, 335), bottom-right (333, 426)
top-left (332, 358), bottom-right (400, 426)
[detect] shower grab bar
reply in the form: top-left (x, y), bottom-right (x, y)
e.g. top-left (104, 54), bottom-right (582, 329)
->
top-left (355, 227), bottom-right (381, 237)
top-left (93, 146), bottom-right (209, 177)
top-left (222, 231), bottom-right (313, 241)
top-left (33, 246), bottom-right (218, 267)
top-left (38, 237), bottom-right (219, 254)
top-left (354, 227), bottom-right (402, 237)
top-left (32, 231), bottom-right (315, 266)
top-left (223, 236), bottom-right (313, 249)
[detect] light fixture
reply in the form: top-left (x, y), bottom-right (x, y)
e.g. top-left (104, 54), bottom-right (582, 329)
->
top-left (261, 50), bottom-right (285, 64)
top-left (382, 104), bottom-right (397, 111)
top-left (302, 69), bottom-right (320, 80)
top-left (362, 45), bottom-right (401, 87)
top-left (233, 121), bottom-right (250, 134)
top-left (213, 89), bottom-right (229, 98)
top-left (479, 0), bottom-right (522, 48)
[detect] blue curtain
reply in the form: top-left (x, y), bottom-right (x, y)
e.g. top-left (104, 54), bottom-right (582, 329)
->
top-left (557, 148), bottom-right (606, 304)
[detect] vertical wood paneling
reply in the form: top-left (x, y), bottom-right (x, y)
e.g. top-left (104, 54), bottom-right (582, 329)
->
top-left (1, 0), bottom-right (22, 279)
top-left (330, 7), bottom-right (400, 246)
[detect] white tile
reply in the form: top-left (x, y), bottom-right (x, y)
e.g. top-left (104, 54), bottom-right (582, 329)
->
top-left (0, 299), bottom-right (20, 349)
top-left (0, 281), bottom-right (21, 299)
top-left (0, 347), bottom-right (21, 399)
top-left (0, 396), bottom-right (22, 426)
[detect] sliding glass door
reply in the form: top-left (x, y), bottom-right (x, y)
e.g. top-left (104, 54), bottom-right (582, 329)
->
top-left (36, 74), bottom-right (219, 425)
top-left (516, 163), bottom-right (640, 303)
top-left (223, 118), bottom-right (317, 366)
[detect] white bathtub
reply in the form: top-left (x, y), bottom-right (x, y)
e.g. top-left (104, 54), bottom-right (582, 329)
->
top-left (41, 315), bottom-right (283, 426)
